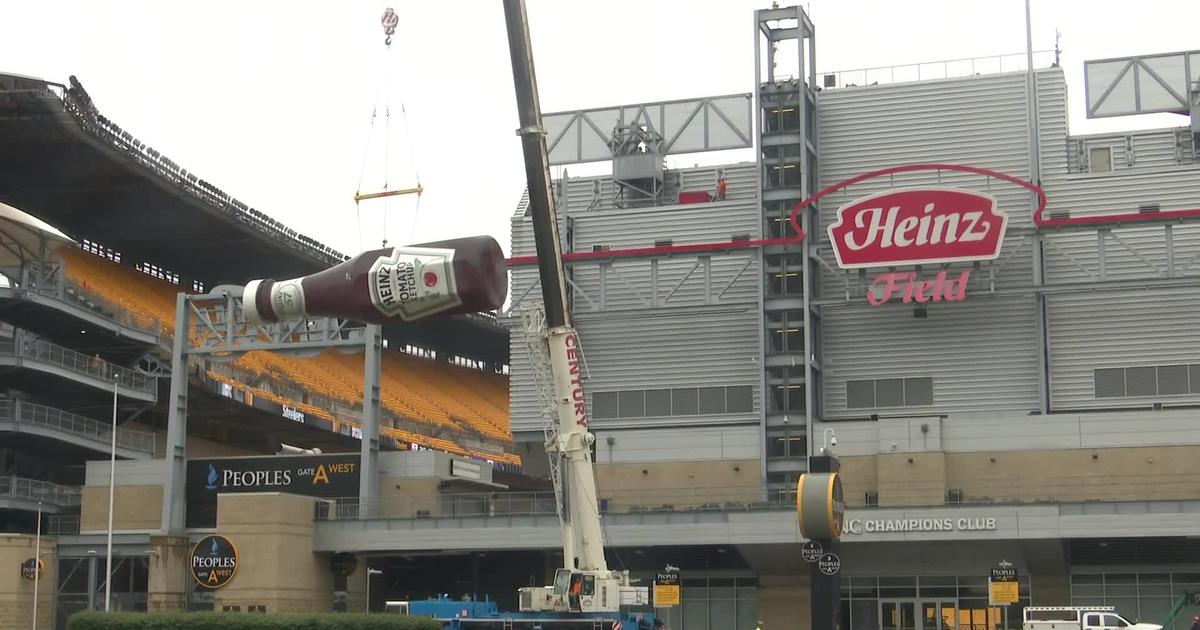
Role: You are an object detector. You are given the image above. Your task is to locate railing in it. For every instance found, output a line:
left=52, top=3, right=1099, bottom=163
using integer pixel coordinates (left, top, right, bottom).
left=315, top=471, right=1200, bottom=522
left=50, top=79, right=344, bottom=267
left=0, top=399, right=155, bottom=455
left=46, top=514, right=81, bottom=535
left=9, top=268, right=161, bottom=337
left=819, top=49, right=1057, bottom=90
left=0, top=334, right=156, bottom=393
left=315, top=486, right=789, bottom=521
left=0, top=476, right=81, bottom=508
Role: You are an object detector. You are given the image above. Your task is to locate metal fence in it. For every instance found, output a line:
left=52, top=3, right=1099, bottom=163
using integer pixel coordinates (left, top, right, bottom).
left=0, top=335, right=155, bottom=393
left=315, top=486, right=794, bottom=521
left=820, top=50, right=1057, bottom=90
left=46, top=514, right=80, bottom=535
left=315, top=469, right=1200, bottom=522
left=0, top=475, right=81, bottom=508
left=0, top=399, right=155, bottom=455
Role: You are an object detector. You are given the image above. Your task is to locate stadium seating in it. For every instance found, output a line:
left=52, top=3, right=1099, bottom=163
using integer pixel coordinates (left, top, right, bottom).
left=60, top=247, right=514, bottom=463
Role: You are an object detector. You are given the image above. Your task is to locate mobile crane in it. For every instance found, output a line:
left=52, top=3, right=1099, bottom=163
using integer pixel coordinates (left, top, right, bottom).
left=502, top=0, right=653, bottom=624
left=403, top=1, right=654, bottom=628
left=380, top=1, right=656, bottom=626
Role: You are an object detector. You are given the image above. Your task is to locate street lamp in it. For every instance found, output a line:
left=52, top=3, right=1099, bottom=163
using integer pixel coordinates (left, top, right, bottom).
left=104, top=373, right=118, bottom=612
left=366, top=568, right=383, bottom=613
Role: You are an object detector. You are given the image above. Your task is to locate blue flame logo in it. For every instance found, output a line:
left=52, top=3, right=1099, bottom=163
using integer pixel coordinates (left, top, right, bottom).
left=205, top=464, right=218, bottom=491
left=210, top=538, right=219, bottom=555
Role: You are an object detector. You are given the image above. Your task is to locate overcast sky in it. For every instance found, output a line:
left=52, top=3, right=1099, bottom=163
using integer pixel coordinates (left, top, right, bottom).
left=1, top=1, right=1196, bottom=257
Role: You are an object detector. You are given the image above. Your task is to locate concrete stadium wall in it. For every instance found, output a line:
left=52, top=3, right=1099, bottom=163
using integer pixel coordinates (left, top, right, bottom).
left=0, top=534, right=55, bottom=630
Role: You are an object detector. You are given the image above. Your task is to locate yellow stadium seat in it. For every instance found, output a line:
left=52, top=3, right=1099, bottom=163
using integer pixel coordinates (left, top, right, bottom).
left=59, top=247, right=515, bottom=464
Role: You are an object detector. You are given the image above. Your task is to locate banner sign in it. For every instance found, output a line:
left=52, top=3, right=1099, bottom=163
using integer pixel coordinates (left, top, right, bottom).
left=988, top=561, right=1019, bottom=606
left=186, top=454, right=360, bottom=528
left=827, top=187, right=1010, bottom=306
left=654, top=571, right=681, bottom=607
left=20, top=558, right=42, bottom=581
left=190, top=535, right=238, bottom=588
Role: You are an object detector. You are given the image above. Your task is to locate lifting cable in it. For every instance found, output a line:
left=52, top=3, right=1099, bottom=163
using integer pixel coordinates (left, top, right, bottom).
left=353, top=7, right=424, bottom=250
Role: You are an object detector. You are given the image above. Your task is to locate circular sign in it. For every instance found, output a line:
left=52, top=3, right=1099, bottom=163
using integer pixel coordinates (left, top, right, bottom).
left=818, top=553, right=841, bottom=576
left=797, top=472, right=845, bottom=540
left=20, top=558, right=42, bottom=581
left=189, top=535, right=239, bottom=588
left=330, top=552, right=358, bottom=577
left=801, top=540, right=824, bottom=563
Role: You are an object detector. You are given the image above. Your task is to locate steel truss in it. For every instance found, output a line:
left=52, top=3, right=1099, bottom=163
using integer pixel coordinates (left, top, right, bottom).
left=160, top=287, right=383, bottom=533
left=508, top=249, right=759, bottom=314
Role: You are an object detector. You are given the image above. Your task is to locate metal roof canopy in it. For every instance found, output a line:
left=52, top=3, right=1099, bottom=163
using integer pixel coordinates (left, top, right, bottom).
left=0, top=201, right=73, bottom=271
left=543, top=93, right=754, bottom=166
left=1084, top=50, right=1200, bottom=118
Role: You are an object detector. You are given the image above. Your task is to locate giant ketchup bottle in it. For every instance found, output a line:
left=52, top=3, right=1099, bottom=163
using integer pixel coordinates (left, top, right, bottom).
left=241, top=236, right=507, bottom=325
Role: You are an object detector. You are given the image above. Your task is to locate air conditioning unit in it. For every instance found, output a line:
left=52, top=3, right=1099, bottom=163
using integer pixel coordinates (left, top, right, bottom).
left=865, top=491, right=879, bottom=507
left=947, top=489, right=963, bottom=505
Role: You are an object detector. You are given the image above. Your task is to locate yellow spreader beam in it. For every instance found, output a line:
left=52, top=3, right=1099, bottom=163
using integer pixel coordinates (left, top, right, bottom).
left=354, top=185, right=423, bottom=203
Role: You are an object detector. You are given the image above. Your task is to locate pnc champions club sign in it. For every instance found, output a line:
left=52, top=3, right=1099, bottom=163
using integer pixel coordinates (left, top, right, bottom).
left=185, top=454, right=360, bottom=528
left=826, top=181, right=1017, bottom=307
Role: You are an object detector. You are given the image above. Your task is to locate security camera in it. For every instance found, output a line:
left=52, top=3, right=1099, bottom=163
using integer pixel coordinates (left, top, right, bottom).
left=830, top=436, right=838, bottom=447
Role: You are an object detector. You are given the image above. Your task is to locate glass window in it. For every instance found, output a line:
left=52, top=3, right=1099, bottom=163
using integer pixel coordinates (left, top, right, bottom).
left=672, top=388, right=699, bottom=415
left=645, top=389, right=671, bottom=416
left=1094, top=368, right=1126, bottom=398
left=876, top=378, right=905, bottom=407
left=1085, top=614, right=1102, bottom=626
left=698, top=387, right=726, bottom=414
left=1104, top=615, right=1128, bottom=628
left=592, top=392, right=618, bottom=418
left=1126, top=367, right=1156, bottom=397
left=788, top=385, right=806, bottom=412
left=847, top=380, right=875, bottom=409
left=767, top=436, right=787, bottom=458
left=618, top=390, right=645, bottom=418
left=1090, top=146, right=1113, bottom=172
left=1190, top=365, right=1200, bottom=393
left=726, top=386, right=753, bottom=413
left=905, top=377, right=934, bottom=405
left=1157, top=365, right=1189, bottom=395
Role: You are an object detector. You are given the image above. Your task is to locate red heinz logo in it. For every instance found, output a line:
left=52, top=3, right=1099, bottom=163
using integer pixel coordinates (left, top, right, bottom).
left=827, top=187, right=1008, bottom=269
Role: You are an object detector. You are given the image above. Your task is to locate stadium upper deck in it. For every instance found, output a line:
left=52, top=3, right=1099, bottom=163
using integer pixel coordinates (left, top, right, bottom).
left=0, top=71, right=508, bottom=367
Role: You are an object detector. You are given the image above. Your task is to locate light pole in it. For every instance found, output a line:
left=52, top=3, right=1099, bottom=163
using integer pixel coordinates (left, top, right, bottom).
left=32, top=500, right=42, bottom=630
left=366, top=568, right=382, bottom=612
left=104, top=373, right=118, bottom=612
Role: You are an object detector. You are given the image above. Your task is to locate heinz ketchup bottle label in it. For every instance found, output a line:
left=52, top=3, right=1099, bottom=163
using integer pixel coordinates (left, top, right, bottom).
left=368, top=247, right=464, bottom=321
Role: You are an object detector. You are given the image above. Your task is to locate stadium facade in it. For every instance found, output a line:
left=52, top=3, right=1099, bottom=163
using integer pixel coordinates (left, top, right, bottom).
left=2, top=5, right=1200, bottom=630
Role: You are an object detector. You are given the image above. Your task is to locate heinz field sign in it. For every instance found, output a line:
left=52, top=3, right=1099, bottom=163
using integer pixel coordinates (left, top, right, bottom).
left=826, top=187, right=1010, bottom=306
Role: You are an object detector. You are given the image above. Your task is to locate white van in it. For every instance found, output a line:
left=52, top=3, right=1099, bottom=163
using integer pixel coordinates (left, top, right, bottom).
left=1024, top=606, right=1163, bottom=630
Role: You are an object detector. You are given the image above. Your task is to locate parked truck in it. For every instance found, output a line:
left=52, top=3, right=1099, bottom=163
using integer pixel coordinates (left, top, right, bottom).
left=1024, top=606, right=1163, bottom=630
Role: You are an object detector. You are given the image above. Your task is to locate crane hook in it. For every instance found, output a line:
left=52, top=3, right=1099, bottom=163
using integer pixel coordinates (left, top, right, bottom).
left=381, top=7, right=399, bottom=46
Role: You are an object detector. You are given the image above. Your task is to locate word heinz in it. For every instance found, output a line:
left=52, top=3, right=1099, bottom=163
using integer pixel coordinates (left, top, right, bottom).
left=868, top=270, right=970, bottom=306
left=828, top=188, right=1008, bottom=268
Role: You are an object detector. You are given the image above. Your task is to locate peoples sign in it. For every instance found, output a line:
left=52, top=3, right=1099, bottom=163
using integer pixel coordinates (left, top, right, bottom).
left=826, top=187, right=1009, bottom=306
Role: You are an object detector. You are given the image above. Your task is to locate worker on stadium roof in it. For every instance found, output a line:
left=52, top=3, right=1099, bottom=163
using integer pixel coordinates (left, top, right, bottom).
left=716, top=171, right=728, bottom=201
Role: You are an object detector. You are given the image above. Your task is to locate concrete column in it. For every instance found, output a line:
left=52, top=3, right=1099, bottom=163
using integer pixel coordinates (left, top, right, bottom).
left=146, top=535, right=189, bottom=612
left=0, top=534, right=56, bottom=630
left=213, top=492, right=333, bottom=612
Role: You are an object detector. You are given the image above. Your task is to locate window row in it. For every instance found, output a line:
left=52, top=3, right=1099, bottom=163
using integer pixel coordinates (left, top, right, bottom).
left=1094, top=364, right=1200, bottom=399
left=846, top=377, right=934, bottom=409
left=592, top=386, right=754, bottom=419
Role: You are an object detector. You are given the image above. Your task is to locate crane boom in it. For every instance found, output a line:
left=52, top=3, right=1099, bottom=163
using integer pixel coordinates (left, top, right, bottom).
left=503, top=0, right=646, bottom=615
